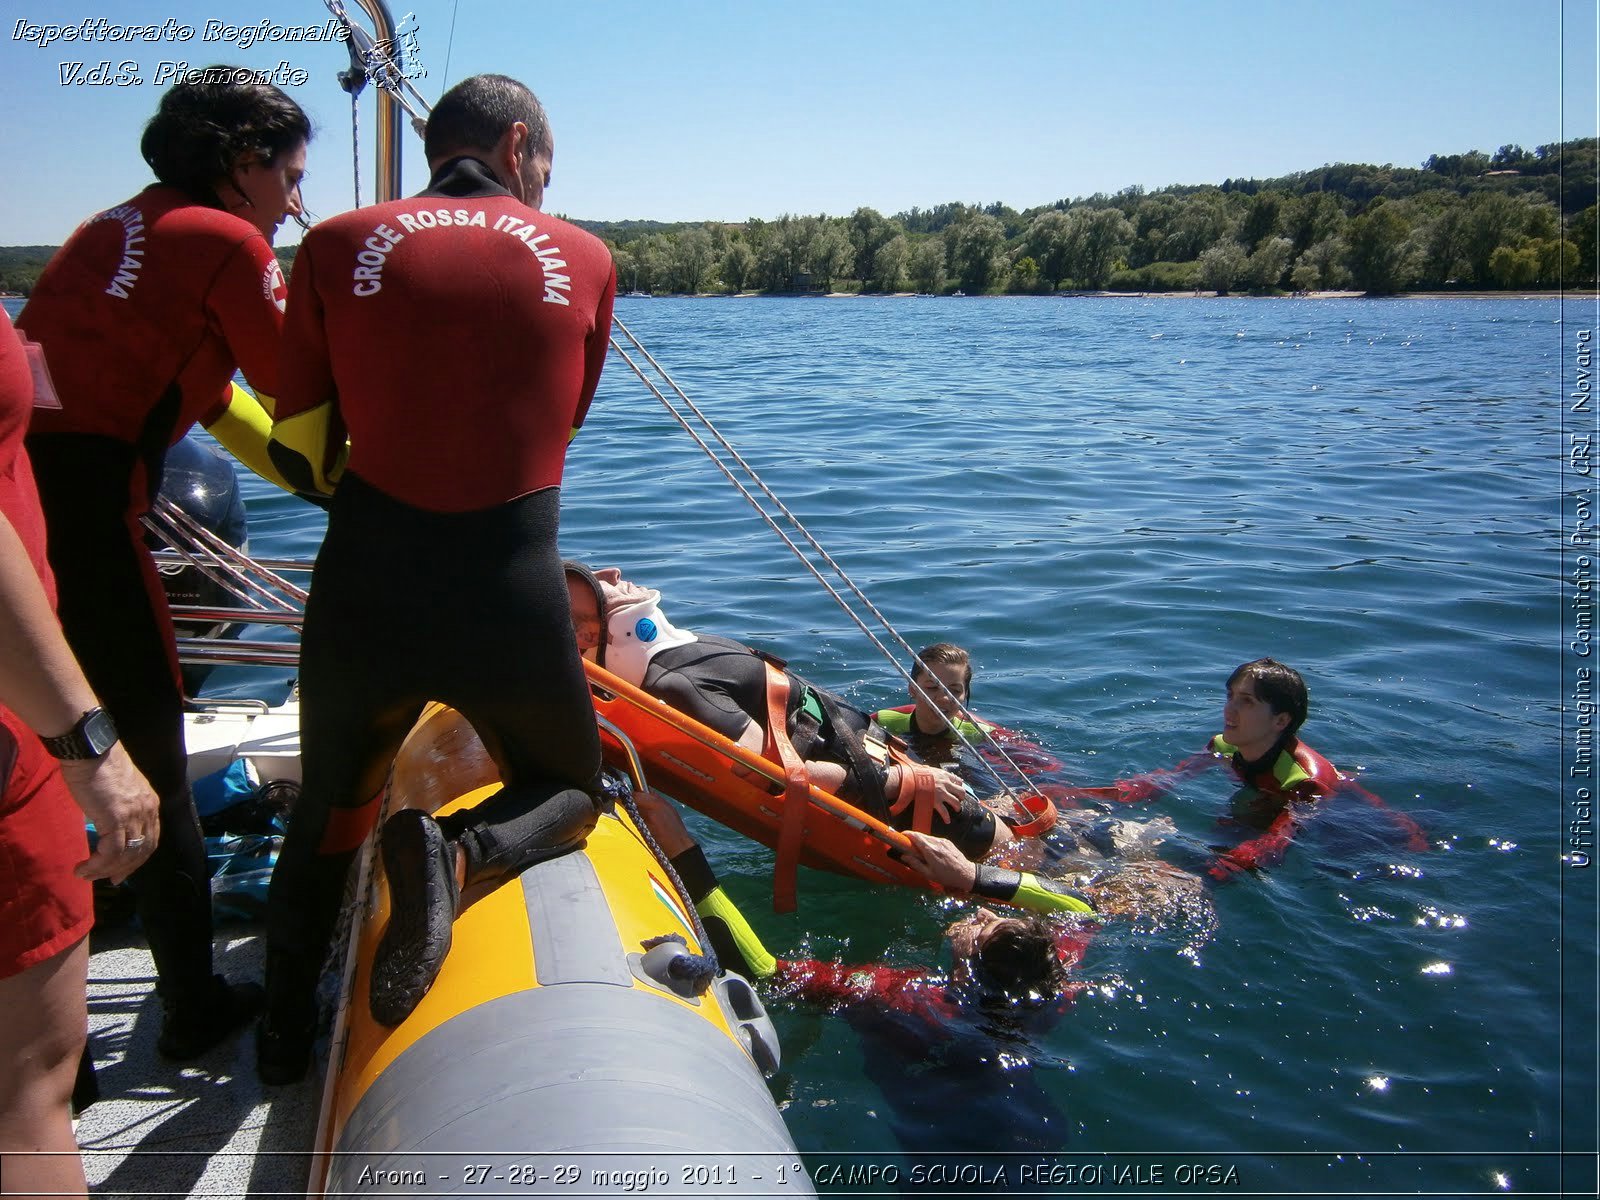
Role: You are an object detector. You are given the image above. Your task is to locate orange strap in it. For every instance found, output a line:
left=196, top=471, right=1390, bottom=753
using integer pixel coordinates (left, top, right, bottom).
left=886, top=762, right=941, bottom=835
left=764, top=662, right=811, bottom=914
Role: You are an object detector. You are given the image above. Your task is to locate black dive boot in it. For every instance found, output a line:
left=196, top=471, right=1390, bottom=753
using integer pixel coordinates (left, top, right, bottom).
left=257, top=840, right=359, bottom=1085
left=256, top=949, right=321, bottom=1086
left=369, top=809, right=460, bottom=1027
left=447, top=781, right=601, bottom=885
left=157, top=974, right=265, bottom=1061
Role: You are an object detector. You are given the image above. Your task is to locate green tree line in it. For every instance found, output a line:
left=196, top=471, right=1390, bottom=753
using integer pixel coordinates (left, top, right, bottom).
left=593, top=139, right=1595, bottom=297
left=3, top=140, right=1594, bottom=297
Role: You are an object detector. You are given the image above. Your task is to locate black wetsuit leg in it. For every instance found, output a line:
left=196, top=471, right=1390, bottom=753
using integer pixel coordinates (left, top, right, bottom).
left=810, top=686, right=998, bottom=855
left=265, top=476, right=602, bottom=1015
left=263, top=485, right=426, bottom=1006
left=641, top=640, right=1004, bottom=847
left=27, top=434, right=217, bottom=1005
left=432, top=486, right=602, bottom=880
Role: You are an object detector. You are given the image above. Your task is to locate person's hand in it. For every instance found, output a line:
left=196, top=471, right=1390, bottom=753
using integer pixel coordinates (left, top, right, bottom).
left=1206, top=853, right=1249, bottom=882
left=1206, top=834, right=1284, bottom=881
left=60, top=745, right=159, bottom=884
left=901, top=830, right=978, bottom=892
left=894, top=763, right=965, bottom=822
left=926, top=767, right=967, bottom=822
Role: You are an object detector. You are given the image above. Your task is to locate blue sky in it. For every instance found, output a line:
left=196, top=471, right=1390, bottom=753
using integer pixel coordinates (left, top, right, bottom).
left=1, top=0, right=1594, bottom=247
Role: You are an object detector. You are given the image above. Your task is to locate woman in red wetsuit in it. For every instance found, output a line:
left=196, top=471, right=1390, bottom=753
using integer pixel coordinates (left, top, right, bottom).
left=17, top=72, right=310, bottom=1059
left=1101, top=658, right=1425, bottom=878
left=0, top=311, right=158, bottom=1196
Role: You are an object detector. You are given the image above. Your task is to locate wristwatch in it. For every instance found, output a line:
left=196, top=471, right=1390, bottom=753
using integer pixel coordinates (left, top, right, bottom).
left=41, top=707, right=119, bottom=760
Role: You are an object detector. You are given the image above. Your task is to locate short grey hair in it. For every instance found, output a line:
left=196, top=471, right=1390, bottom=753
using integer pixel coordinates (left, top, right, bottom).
left=423, top=73, right=549, bottom=163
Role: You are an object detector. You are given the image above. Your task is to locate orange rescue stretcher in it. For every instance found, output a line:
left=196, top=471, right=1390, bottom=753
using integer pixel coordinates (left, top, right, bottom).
left=581, top=660, right=1056, bottom=912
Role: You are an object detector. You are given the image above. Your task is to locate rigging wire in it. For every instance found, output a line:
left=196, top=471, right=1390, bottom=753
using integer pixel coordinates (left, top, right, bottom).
left=606, top=327, right=1043, bottom=802
left=145, top=497, right=309, bottom=608
left=440, top=0, right=459, bottom=91
left=318, top=0, right=1047, bottom=805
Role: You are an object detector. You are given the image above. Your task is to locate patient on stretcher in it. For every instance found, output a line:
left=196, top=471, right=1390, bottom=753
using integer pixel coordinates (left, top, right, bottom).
left=563, top=561, right=1014, bottom=858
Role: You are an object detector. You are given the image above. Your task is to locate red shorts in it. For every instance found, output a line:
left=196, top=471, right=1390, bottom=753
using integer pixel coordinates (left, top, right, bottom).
left=0, top=706, right=93, bottom=979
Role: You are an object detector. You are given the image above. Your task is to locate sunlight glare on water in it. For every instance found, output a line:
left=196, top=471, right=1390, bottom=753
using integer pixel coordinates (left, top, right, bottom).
left=8, top=292, right=1583, bottom=1195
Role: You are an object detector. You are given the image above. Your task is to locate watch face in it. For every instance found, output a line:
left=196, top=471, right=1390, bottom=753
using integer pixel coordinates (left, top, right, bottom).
left=82, top=708, right=118, bottom=757
left=45, top=708, right=119, bottom=760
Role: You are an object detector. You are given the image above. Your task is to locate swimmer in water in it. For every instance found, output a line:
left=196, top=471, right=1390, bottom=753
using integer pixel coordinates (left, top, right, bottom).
left=1095, top=658, right=1426, bottom=878
left=874, top=643, right=992, bottom=745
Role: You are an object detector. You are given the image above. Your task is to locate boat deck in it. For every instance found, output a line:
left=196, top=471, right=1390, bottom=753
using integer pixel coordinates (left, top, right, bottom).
left=80, top=925, right=319, bottom=1198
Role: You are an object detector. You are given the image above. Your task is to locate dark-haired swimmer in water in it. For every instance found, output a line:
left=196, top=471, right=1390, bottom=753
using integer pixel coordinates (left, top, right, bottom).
left=564, top=563, right=1014, bottom=860
left=771, top=898, right=1087, bottom=1154
left=873, top=642, right=1067, bottom=789
left=1094, top=658, right=1426, bottom=879
left=770, top=891, right=1087, bottom=1155
left=630, top=784, right=1211, bottom=991
left=631, top=795, right=1206, bottom=1155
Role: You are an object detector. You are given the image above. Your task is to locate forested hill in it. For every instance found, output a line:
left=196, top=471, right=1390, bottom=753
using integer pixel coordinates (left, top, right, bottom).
left=578, top=138, right=1597, bottom=297
left=3, top=140, right=1595, bottom=297
left=0, top=247, right=60, bottom=294
left=885, top=140, right=1597, bottom=237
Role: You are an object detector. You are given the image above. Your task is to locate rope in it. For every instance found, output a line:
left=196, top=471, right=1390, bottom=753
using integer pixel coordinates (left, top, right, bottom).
left=639, top=932, right=718, bottom=991
left=605, top=768, right=722, bottom=977
left=440, top=0, right=459, bottom=91
left=350, top=92, right=361, bottom=209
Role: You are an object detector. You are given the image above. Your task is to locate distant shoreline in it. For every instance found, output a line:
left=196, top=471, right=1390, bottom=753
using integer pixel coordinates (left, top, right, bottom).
left=7, top=288, right=1585, bottom=308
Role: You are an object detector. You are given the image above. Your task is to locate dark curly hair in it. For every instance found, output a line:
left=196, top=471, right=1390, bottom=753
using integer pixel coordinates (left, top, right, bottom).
left=976, top=916, right=1067, bottom=999
left=139, top=68, right=311, bottom=211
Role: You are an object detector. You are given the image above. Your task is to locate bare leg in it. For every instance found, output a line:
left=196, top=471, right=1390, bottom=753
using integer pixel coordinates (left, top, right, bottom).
left=0, top=937, right=90, bottom=1199
left=631, top=789, right=697, bottom=858
left=987, top=817, right=1016, bottom=852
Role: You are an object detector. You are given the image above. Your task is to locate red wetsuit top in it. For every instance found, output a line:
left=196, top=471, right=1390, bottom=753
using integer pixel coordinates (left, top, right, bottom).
left=1106, top=733, right=1423, bottom=874
left=770, top=927, right=1093, bottom=1029
left=0, top=310, right=93, bottom=978
left=18, top=186, right=285, bottom=513
left=275, top=157, right=616, bottom=513
left=1206, top=734, right=1340, bottom=877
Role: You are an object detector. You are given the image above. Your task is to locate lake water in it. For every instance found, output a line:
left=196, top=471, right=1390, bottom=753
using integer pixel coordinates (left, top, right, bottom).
left=9, top=293, right=1594, bottom=1196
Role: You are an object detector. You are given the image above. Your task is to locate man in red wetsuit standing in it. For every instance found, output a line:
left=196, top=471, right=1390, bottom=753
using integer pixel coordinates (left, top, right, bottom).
left=259, top=74, right=616, bottom=1083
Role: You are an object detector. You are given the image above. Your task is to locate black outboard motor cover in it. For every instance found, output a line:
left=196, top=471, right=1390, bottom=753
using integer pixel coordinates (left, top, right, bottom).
left=149, top=436, right=248, bottom=692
